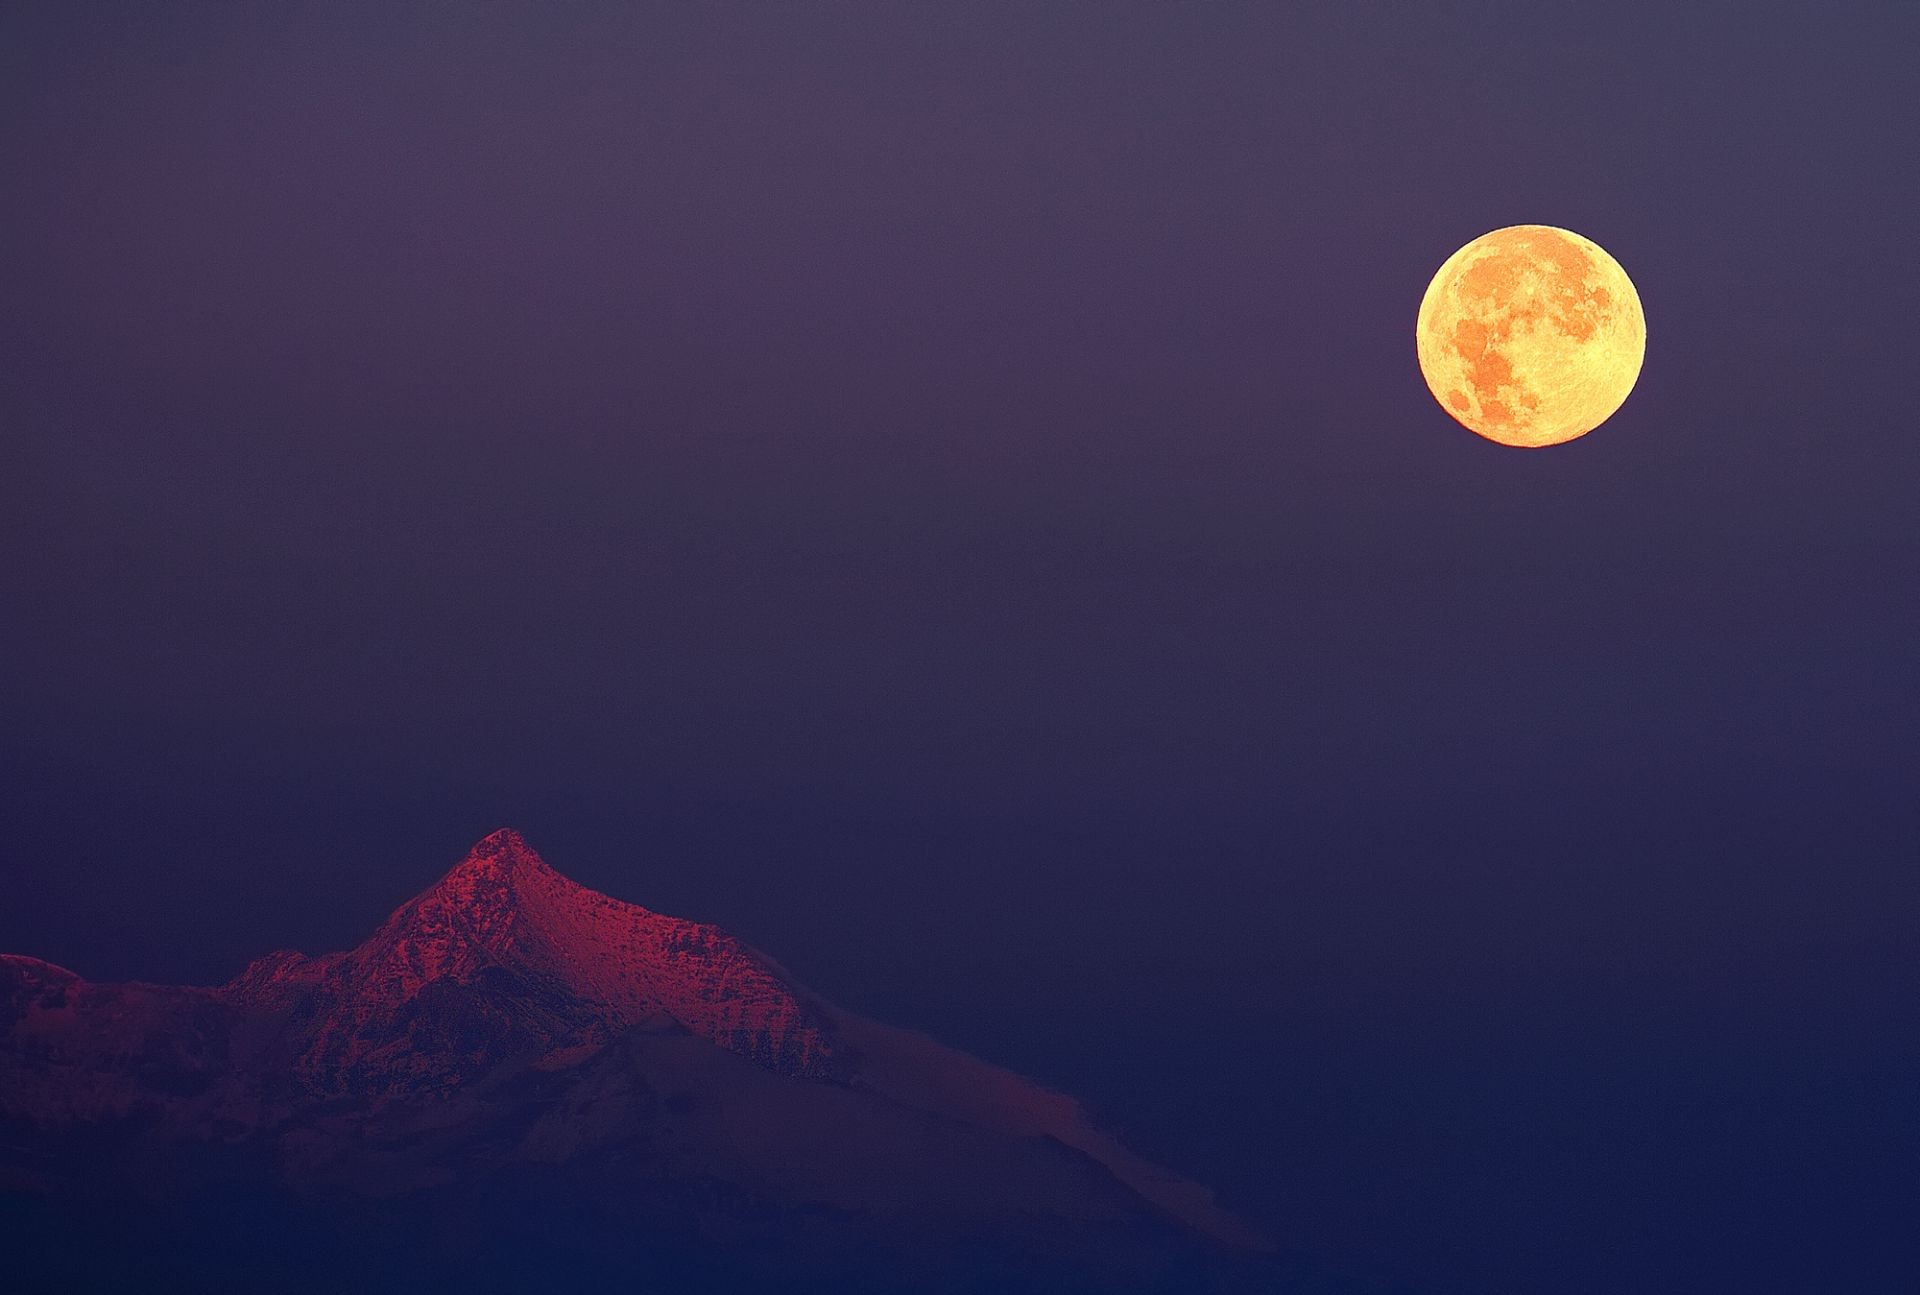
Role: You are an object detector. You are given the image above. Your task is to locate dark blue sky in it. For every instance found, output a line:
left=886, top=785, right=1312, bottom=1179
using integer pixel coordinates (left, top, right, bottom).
left=4, top=4, right=1917, bottom=1290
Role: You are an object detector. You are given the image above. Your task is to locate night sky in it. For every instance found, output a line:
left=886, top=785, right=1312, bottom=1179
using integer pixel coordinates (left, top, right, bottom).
left=4, top=3, right=1917, bottom=1290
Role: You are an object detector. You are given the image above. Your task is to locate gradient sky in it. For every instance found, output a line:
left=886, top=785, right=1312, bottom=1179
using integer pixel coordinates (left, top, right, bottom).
left=4, top=4, right=1917, bottom=1291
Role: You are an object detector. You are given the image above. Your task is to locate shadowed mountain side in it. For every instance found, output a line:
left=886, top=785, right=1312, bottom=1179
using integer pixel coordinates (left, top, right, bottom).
left=831, top=1012, right=1269, bottom=1249
left=1, top=831, right=1296, bottom=1290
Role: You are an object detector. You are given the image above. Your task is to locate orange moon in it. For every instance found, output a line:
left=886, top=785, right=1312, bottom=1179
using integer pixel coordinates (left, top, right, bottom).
left=1416, top=225, right=1645, bottom=448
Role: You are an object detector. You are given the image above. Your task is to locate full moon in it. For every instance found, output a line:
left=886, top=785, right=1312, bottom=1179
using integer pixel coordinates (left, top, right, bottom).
left=1416, top=225, right=1645, bottom=448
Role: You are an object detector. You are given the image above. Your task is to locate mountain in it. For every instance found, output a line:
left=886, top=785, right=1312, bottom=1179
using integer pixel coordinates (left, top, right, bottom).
left=1, top=830, right=1318, bottom=1293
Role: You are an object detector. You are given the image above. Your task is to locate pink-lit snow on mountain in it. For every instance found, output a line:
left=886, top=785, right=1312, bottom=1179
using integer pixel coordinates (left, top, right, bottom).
left=224, top=829, right=842, bottom=1092
left=1, top=830, right=1260, bottom=1249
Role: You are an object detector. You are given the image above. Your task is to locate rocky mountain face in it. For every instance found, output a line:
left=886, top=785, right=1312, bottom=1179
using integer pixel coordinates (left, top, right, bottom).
left=2, top=831, right=1291, bottom=1293
left=222, top=829, right=847, bottom=1093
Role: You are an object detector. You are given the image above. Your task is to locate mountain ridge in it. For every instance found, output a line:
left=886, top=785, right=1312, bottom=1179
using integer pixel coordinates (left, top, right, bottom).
left=1, top=829, right=1266, bottom=1263
left=219, top=828, right=847, bottom=1094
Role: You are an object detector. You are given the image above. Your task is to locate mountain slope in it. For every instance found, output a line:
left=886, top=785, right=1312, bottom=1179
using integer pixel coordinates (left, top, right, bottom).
left=1, top=829, right=1264, bottom=1268
left=223, top=829, right=845, bottom=1094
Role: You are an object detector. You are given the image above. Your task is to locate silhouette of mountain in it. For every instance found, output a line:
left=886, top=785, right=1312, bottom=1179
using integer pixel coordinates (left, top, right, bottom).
left=1, top=831, right=1357, bottom=1293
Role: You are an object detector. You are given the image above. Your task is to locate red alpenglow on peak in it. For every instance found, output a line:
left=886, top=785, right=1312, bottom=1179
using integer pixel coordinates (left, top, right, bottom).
left=227, top=828, right=845, bottom=1092
left=1, top=830, right=1263, bottom=1252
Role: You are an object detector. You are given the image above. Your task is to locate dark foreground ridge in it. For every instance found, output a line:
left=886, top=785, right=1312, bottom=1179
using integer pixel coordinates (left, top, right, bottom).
left=2, top=830, right=1364, bottom=1293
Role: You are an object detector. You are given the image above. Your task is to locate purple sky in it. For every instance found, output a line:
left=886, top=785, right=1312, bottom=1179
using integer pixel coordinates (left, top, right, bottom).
left=5, top=4, right=1918, bottom=1290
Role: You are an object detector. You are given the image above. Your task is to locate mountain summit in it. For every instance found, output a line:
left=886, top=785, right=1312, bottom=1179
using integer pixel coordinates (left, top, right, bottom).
left=3, top=830, right=1266, bottom=1283
left=226, top=828, right=844, bottom=1093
